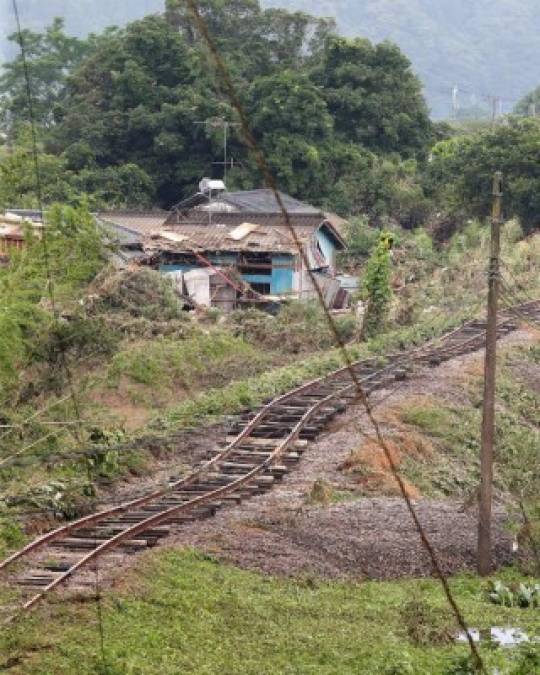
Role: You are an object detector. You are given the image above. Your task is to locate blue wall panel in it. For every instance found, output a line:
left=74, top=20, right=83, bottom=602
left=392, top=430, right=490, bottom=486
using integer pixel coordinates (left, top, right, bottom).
left=270, top=255, right=294, bottom=293
left=315, top=228, right=336, bottom=267
left=160, top=253, right=295, bottom=295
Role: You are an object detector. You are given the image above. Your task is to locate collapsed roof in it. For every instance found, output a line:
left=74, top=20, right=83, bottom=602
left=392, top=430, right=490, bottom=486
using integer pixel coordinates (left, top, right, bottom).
left=146, top=212, right=345, bottom=255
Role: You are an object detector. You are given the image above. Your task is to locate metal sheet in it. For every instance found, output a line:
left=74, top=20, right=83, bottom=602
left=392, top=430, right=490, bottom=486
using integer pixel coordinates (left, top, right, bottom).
left=227, top=222, right=260, bottom=240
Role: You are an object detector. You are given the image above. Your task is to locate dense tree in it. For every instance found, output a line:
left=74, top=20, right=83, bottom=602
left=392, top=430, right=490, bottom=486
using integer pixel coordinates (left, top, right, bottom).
left=164, top=0, right=335, bottom=79
left=0, top=127, right=75, bottom=208
left=6, top=1, right=540, bottom=119
left=49, top=15, right=224, bottom=205
left=425, top=118, right=540, bottom=234
left=232, top=71, right=334, bottom=199
left=312, top=37, right=432, bottom=158
left=0, top=202, right=106, bottom=398
left=0, top=18, right=89, bottom=132
left=268, top=0, right=540, bottom=119
left=514, top=85, right=540, bottom=116
left=0, top=2, right=436, bottom=216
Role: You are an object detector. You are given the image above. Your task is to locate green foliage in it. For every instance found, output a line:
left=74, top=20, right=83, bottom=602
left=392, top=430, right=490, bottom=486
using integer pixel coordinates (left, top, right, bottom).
left=0, top=202, right=106, bottom=400
left=425, top=118, right=540, bottom=233
left=0, top=128, right=76, bottom=209
left=109, top=331, right=260, bottom=389
left=488, top=580, right=540, bottom=609
left=400, top=598, right=453, bottom=646
left=6, top=478, right=96, bottom=519
left=342, top=216, right=380, bottom=260
left=270, top=0, right=540, bottom=120
left=228, top=301, right=357, bottom=353
left=91, top=268, right=185, bottom=321
left=0, top=519, right=25, bottom=551
left=1, top=2, right=435, bottom=213
left=313, top=37, right=432, bottom=159
left=0, top=18, right=89, bottom=132
left=361, top=232, right=393, bottom=337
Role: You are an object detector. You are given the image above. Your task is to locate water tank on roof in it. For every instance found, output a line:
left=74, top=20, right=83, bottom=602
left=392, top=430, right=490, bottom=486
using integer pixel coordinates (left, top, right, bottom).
left=199, top=177, right=226, bottom=194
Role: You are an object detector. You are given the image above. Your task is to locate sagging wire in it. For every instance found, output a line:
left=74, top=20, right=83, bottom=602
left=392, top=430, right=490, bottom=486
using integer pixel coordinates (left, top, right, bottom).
left=182, top=0, right=484, bottom=670
left=499, top=284, right=540, bottom=332
left=499, top=258, right=539, bottom=305
left=9, top=0, right=107, bottom=666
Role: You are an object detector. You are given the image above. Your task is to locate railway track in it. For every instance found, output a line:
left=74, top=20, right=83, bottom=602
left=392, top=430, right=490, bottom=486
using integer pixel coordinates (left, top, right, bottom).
left=1, top=298, right=539, bottom=621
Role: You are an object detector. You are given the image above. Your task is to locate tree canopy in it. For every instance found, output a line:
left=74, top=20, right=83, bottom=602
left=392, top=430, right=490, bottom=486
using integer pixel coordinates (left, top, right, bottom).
left=425, top=118, right=540, bottom=234
left=0, top=1, right=435, bottom=215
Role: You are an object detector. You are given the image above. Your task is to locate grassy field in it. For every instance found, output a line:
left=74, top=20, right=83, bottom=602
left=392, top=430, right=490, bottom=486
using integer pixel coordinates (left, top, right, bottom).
left=1, top=549, right=539, bottom=674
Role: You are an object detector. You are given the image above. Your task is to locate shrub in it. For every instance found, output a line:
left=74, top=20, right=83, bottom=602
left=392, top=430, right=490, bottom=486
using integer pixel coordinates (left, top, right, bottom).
left=90, top=268, right=184, bottom=321
left=361, top=232, right=393, bottom=337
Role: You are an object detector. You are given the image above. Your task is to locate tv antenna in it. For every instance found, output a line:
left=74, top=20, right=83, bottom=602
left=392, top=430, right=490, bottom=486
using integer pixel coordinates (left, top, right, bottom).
left=194, top=116, right=240, bottom=183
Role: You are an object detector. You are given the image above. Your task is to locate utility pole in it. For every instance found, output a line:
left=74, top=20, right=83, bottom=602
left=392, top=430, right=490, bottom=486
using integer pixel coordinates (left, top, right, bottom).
left=486, top=95, right=501, bottom=126
left=452, top=85, right=459, bottom=119
left=477, top=171, right=503, bottom=576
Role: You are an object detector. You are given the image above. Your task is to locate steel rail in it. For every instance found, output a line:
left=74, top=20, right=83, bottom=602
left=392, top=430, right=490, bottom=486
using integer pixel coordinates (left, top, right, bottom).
left=1, top=298, right=538, bottom=618
left=0, top=358, right=380, bottom=572
left=2, top=302, right=536, bottom=573
left=19, top=372, right=375, bottom=612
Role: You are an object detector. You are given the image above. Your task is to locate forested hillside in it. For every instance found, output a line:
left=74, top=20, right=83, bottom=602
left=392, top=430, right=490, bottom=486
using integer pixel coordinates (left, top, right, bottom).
left=2, top=0, right=539, bottom=117
left=266, top=0, right=540, bottom=118
left=0, top=2, right=434, bottom=216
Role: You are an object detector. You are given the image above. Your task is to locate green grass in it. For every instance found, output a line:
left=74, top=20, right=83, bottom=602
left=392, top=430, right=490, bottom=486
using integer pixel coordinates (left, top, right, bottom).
left=108, top=331, right=262, bottom=388
left=399, top=344, right=540, bottom=501
left=2, top=550, right=539, bottom=674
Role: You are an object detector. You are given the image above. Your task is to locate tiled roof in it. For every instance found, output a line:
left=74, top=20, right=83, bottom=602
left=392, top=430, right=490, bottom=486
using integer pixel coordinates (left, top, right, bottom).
left=145, top=222, right=328, bottom=254
left=170, top=211, right=325, bottom=228
left=96, top=211, right=168, bottom=236
left=147, top=211, right=345, bottom=254
left=170, top=189, right=321, bottom=215
left=219, top=189, right=321, bottom=214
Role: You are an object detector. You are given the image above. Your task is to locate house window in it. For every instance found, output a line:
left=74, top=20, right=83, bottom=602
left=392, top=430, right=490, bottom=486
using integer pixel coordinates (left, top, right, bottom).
left=238, top=253, right=272, bottom=275
left=249, top=282, right=271, bottom=295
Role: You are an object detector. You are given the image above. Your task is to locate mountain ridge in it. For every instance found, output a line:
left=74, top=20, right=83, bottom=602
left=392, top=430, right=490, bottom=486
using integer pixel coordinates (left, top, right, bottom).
left=1, top=0, right=539, bottom=117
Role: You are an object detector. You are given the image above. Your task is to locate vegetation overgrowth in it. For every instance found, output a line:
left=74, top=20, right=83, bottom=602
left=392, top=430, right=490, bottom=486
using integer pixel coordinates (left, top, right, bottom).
left=396, top=343, right=540, bottom=567
left=0, top=217, right=538, bottom=554
left=1, top=549, right=539, bottom=673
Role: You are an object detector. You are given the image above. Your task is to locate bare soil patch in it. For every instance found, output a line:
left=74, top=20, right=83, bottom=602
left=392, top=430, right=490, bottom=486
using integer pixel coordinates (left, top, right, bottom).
left=174, top=498, right=513, bottom=580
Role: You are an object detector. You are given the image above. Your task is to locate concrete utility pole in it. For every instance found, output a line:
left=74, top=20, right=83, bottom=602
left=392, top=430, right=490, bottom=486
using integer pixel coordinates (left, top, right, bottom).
left=477, top=171, right=503, bottom=576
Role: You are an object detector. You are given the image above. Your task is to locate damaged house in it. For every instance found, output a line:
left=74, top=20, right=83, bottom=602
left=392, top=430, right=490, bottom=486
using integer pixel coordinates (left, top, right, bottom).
left=0, top=210, right=43, bottom=264
left=143, top=182, right=349, bottom=310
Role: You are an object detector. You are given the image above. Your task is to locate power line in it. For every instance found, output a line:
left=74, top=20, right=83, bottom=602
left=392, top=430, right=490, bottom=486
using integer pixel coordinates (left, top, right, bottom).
left=10, top=0, right=107, bottom=664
